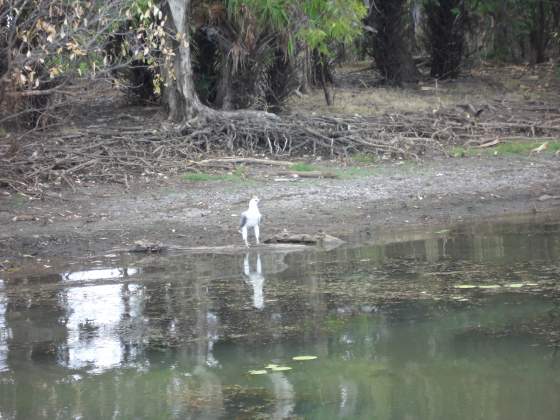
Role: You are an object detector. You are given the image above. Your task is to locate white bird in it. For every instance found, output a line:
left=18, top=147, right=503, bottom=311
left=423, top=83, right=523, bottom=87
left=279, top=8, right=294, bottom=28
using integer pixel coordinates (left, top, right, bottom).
left=239, top=196, right=262, bottom=247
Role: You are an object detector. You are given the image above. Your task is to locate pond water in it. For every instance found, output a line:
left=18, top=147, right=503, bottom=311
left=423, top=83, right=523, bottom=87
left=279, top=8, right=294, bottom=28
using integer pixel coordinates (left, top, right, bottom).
left=1, top=217, right=560, bottom=419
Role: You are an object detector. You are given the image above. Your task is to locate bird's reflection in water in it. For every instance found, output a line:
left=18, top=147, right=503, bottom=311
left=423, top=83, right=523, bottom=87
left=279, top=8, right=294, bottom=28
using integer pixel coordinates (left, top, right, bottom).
left=243, top=253, right=265, bottom=310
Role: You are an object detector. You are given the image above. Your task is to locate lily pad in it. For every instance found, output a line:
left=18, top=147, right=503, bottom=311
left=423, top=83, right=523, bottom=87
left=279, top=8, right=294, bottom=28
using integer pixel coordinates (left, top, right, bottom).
left=265, top=364, right=279, bottom=369
left=478, top=285, right=501, bottom=289
left=292, top=355, right=318, bottom=361
left=248, top=370, right=267, bottom=375
left=454, top=284, right=477, bottom=289
left=270, top=366, right=292, bottom=372
left=507, top=283, right=525, bottom=288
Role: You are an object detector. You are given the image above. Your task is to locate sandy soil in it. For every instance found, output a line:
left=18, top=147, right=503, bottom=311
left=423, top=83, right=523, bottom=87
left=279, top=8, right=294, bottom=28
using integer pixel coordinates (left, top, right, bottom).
left=1, top=154, right=560, bottom=266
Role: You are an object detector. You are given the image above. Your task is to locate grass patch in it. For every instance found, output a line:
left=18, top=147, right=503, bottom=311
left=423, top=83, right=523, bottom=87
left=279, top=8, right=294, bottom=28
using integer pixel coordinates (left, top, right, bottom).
left=452, top=139, right=560, bottom=157
left=351, top=152, right=378, bottom=164
left=183, top=169, right=246, bottom=183
left=335, top=166, right=376, bottom=179
left=6, top=193, right=28, bottom=209
left=290, top=162, right=317, bottom=172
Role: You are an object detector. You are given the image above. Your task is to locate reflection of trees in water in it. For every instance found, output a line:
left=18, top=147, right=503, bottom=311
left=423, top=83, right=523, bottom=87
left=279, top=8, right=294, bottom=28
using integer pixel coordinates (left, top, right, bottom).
left=2, top=221, right=560, bottom=418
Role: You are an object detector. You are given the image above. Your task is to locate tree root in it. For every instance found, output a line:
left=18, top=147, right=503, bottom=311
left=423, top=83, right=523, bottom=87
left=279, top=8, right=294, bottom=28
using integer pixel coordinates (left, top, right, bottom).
left=1, top=99, right=559, bottom=193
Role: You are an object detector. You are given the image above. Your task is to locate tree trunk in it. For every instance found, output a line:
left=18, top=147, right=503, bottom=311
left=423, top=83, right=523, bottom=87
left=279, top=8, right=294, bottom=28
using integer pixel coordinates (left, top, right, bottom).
left=492, top=0, right=517, bottom=61
left=313, top=50, right=334, bottom=106
left=164, top=0, right=279, bottom=125
left=553, top=0, right=560, bottom=56
left=424, top=0, right=466, bottom=79
left=215, top=61, right=234, bottom=110
left=529, top=0, right=547, bottom=64
left=165, top=0, right=204, bottom=122
left=367, top=0, right=419, bottom=85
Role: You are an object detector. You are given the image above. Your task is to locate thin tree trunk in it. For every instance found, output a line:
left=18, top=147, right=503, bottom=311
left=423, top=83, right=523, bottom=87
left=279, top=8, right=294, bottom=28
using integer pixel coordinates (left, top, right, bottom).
left=215, top=61, right=234, bottom=110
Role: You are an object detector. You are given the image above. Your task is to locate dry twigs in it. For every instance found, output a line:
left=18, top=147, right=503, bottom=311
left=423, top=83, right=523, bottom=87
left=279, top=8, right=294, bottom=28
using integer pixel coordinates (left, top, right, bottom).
left=1, top=99, right=559, bottom=194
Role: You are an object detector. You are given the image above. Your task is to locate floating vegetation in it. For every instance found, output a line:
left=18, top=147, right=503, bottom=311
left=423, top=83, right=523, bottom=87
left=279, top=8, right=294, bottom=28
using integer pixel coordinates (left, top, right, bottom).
left=248, top=370, right=268, bottom=375
left=292, top=355, right=318, bottom=361
left=455, top=283, right=540, bottom=290
left=270, top=366, right=292, bottom=372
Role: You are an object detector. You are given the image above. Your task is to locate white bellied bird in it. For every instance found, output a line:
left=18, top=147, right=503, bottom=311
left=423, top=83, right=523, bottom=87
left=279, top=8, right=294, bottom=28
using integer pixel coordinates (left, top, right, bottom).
left=239, top=196, right=262, bottom=247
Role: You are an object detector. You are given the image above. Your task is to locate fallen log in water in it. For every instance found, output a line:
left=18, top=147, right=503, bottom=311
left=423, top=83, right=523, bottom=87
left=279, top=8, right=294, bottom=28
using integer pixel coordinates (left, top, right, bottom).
left=264, top=232, right=345, bottom=249
left=111, top=233, right=345, bottom=255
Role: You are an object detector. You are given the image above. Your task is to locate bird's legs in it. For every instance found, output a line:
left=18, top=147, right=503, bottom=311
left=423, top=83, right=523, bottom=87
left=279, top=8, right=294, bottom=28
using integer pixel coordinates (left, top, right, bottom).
left=241, top=226, right=249, bottom=247
left=254, top=225, right=260, bottom=245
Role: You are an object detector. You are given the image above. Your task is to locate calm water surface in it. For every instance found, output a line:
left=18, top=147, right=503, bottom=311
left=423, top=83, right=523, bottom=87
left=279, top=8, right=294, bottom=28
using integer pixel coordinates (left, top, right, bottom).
left=1, top=218, right=560, bottom=419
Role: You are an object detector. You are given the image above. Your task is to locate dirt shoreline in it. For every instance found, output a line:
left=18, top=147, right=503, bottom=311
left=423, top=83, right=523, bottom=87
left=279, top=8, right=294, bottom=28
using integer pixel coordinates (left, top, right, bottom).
left=1, top=155, right=560, bottom=264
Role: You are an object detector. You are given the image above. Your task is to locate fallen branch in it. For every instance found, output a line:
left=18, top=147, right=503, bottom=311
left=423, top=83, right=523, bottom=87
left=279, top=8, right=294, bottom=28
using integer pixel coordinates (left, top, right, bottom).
left=276, top=170, right=339, bottom=179
left=193, top=157, right=294, bottom=167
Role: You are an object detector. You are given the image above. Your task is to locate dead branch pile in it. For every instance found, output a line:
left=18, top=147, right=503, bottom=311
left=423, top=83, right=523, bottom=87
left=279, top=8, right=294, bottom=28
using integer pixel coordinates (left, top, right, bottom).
left=1, top=99, right=559, bottom=193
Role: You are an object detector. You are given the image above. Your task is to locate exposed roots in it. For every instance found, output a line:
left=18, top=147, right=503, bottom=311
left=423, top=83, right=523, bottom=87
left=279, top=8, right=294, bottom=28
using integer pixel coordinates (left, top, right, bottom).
left=1, top=99, right=560, bottom=194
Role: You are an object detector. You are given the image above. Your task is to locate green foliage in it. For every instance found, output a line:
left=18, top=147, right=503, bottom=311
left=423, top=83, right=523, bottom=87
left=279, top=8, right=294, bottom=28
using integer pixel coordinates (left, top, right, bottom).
left=223, top=0, right=366, bottom=57
left=297, top=0, right=367, bottom=56
left=226, top=0, right=289, bottom=28
left=464, top=0, right=557, bottom=62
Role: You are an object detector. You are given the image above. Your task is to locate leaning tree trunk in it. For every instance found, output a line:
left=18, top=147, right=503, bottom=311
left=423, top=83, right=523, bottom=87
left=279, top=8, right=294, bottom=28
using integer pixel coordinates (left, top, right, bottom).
left=368, top=0, right=419, bottom=85
left=164, top=0, right=278, bottom=125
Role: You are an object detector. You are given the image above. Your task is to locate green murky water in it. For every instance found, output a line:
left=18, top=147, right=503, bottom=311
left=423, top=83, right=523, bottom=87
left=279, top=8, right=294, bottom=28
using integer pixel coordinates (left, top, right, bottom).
left=1, top=217, right=560, bottom=419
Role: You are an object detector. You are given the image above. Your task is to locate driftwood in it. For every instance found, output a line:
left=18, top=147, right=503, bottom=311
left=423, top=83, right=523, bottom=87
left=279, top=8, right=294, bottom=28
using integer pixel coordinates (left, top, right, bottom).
left=111, top=233, right=344, bottom=255
left=193, top=157, right=294, bottom=167
left=128, top=240, right=167, bottom=253
left=264, top=231, right=345, bottom=248
left=111, top=241, right=311, bottom=254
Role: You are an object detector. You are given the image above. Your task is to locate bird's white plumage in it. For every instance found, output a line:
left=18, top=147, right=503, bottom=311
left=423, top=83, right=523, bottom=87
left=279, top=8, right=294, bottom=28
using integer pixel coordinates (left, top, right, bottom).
left=240, top=197, right=262, bottom=246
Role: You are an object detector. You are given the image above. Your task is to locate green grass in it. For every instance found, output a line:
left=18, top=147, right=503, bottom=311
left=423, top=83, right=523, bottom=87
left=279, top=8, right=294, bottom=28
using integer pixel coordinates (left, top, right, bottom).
left=452, top=139, right=560, bottom=157
left=182, top=165, right=258, bottom=184
left=290, top=162, right=317, bottom=172
left=335, top=166, right=376, bottom=179
left=351, top=152, right=378, bottom=164
left=6, top=193, right=28, bottom=209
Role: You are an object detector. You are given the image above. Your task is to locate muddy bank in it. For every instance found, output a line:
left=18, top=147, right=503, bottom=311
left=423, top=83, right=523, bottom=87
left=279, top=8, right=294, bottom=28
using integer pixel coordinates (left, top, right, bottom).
left=1, top=155, right=560, bottom=264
